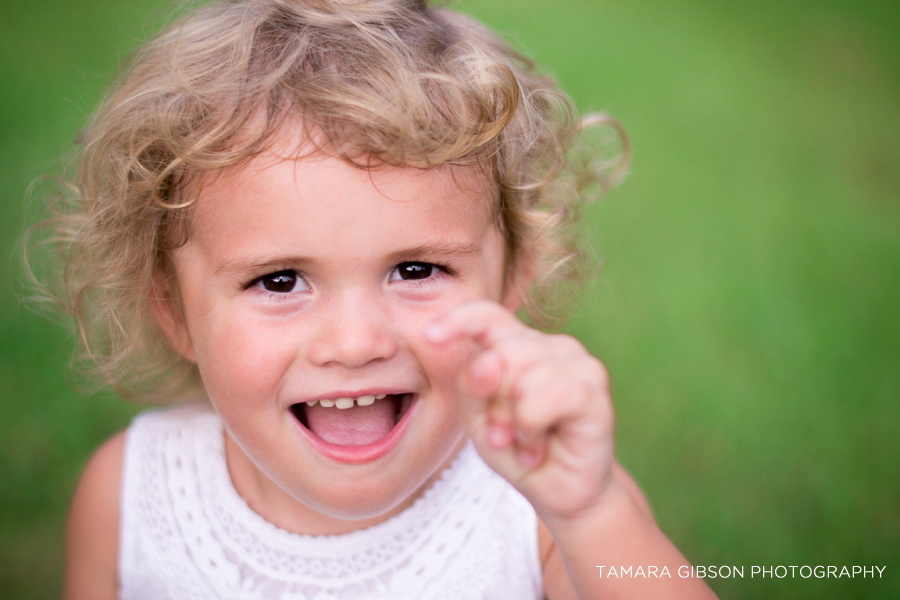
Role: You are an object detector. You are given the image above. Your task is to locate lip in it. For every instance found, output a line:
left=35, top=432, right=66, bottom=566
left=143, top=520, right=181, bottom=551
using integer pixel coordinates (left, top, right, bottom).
left=291, top=394, right=418, bottom=464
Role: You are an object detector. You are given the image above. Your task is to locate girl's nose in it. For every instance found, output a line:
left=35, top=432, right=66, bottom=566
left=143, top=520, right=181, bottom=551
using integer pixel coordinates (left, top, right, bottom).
left=305, top=295, right=399, bottom=368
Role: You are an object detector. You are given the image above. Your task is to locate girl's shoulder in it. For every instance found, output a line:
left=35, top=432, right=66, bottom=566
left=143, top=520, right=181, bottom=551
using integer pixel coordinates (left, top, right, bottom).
left=61, top=403, right=211, bottom=600
left=61, top=430, right=125, bottom=600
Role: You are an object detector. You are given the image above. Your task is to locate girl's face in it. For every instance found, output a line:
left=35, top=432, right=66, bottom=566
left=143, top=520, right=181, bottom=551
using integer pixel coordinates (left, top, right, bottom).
left=161, top=137, right=514, bottom=534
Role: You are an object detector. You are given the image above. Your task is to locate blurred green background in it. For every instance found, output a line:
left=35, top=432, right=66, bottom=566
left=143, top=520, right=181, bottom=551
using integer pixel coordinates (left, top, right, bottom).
left=1, top=0, right=898, bottom=597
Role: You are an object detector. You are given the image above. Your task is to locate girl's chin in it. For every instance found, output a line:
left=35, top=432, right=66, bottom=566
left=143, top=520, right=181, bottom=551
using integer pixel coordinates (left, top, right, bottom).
left=272, top=427, right=467, bottom=533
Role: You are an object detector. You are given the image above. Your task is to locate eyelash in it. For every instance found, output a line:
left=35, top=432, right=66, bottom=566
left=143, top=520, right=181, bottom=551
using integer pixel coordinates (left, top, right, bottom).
left=243, top=270, right=308, bottom=295
left=242, top=261, right=453, bottom=296
left=389, top=261, right=452, bottom=284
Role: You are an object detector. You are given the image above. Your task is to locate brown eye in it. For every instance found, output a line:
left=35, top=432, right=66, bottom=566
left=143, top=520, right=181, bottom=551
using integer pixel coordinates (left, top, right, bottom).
left=394, top=262, right=435, bottom=281
left=260, top=270, right=299, bottom=293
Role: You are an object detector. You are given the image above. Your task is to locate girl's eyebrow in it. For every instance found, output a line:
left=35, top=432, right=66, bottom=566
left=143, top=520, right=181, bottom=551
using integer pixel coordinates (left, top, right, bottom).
left=215, top=242, right=483, bottom=275
left=386, top=242, right=482, bottom=263
left=215, top=256, right=313, bottom=275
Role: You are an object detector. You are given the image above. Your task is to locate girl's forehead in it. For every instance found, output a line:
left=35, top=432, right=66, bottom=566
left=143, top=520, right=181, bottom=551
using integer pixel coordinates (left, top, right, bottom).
left=176, top=148, right=510, bottom=285
left=199, top=115, right=497, bottom=201
left=195, top=143, right=497, bottom=216
left=187, top=143, right=501, bottom=244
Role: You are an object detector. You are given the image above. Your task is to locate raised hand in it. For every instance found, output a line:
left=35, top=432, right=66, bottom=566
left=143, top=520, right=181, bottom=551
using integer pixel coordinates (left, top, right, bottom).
left=425, top=299, right=615, bottom=521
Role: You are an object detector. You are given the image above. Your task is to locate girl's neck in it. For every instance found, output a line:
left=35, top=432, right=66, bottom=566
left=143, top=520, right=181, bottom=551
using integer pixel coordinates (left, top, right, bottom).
left=222, top=430, right=465, bottom=536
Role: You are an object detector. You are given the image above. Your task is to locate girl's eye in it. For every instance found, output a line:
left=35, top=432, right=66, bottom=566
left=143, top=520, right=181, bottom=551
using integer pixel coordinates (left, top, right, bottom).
left=391, top=262, right=438, bottom=281
left=257, top=270, right=306, bottom=293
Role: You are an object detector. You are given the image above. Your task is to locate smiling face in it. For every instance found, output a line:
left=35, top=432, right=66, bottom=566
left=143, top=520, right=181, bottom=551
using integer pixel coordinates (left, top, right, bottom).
left=157, top=135, right=515, bottom=535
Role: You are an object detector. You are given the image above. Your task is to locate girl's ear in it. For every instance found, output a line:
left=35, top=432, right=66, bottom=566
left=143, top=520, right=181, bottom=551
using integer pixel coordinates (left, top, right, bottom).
left=149, top=273, right=196, bottom=362
left=500, top=251, right=536, bottom=313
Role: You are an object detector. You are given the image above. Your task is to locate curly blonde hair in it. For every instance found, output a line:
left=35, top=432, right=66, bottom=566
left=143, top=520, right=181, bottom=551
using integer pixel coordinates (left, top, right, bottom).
left=34, top=0, right=628, bottom=402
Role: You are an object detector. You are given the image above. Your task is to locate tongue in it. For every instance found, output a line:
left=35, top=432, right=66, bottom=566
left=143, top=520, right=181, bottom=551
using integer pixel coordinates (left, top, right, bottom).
left=304, top=398, right=396, bottom=445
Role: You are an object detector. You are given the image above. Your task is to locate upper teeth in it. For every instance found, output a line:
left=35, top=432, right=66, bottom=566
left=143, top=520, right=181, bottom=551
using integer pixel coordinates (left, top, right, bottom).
left=306, top=394, right=387, bottom=409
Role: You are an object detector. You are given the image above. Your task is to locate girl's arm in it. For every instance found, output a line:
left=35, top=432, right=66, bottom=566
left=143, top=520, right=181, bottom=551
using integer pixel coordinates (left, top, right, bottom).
left=426, top=300, right=717, bottom=600
left=538, top=464, right=716, bottom=599
left=61, top=432, right=124, bottom=600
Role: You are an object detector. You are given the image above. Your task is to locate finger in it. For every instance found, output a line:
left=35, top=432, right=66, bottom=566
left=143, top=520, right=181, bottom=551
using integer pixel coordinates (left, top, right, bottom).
left=456, top=349, right=514, bottom=448
left=425, top=301, right=587, bottom=382
left=424, top=299, right=526, bottom=348
left=457, top=338, right=559, bottom=451
left=511, top=357, right=612, bottom=464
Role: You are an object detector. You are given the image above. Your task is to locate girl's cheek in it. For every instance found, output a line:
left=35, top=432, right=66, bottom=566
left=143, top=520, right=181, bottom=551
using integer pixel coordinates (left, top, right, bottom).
left=199, top=316, right=291, bottom=393
left=415, top=321, right=474, bottom=387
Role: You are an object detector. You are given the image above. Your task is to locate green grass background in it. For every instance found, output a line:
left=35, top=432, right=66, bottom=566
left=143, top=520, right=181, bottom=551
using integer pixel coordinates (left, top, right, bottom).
left=1, top=0, right=898, bottom=597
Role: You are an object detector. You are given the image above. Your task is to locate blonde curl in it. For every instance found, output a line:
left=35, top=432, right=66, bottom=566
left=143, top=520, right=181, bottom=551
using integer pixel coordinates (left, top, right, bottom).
left=29, top=0, right=628, bottom=402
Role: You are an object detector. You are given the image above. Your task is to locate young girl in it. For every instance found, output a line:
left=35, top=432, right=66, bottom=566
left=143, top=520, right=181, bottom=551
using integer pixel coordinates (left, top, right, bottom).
left=49, top=0, right=717, bottom=598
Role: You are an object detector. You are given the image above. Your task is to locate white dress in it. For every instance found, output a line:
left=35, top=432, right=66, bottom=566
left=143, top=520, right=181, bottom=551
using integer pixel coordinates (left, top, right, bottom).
left=118, top=404, right=543, bottom=599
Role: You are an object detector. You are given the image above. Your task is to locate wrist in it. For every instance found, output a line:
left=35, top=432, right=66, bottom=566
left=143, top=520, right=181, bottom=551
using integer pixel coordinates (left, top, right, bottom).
left=539, top=465, right=651, bottom=538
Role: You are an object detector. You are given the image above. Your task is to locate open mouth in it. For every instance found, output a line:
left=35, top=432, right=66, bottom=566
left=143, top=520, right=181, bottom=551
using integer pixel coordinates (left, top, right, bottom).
left=290, top=393, right=415, bottom=447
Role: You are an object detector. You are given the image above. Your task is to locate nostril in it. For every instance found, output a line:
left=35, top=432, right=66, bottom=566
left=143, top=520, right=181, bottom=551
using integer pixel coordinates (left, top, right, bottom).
left=306, top=324, right=399, bottom=368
